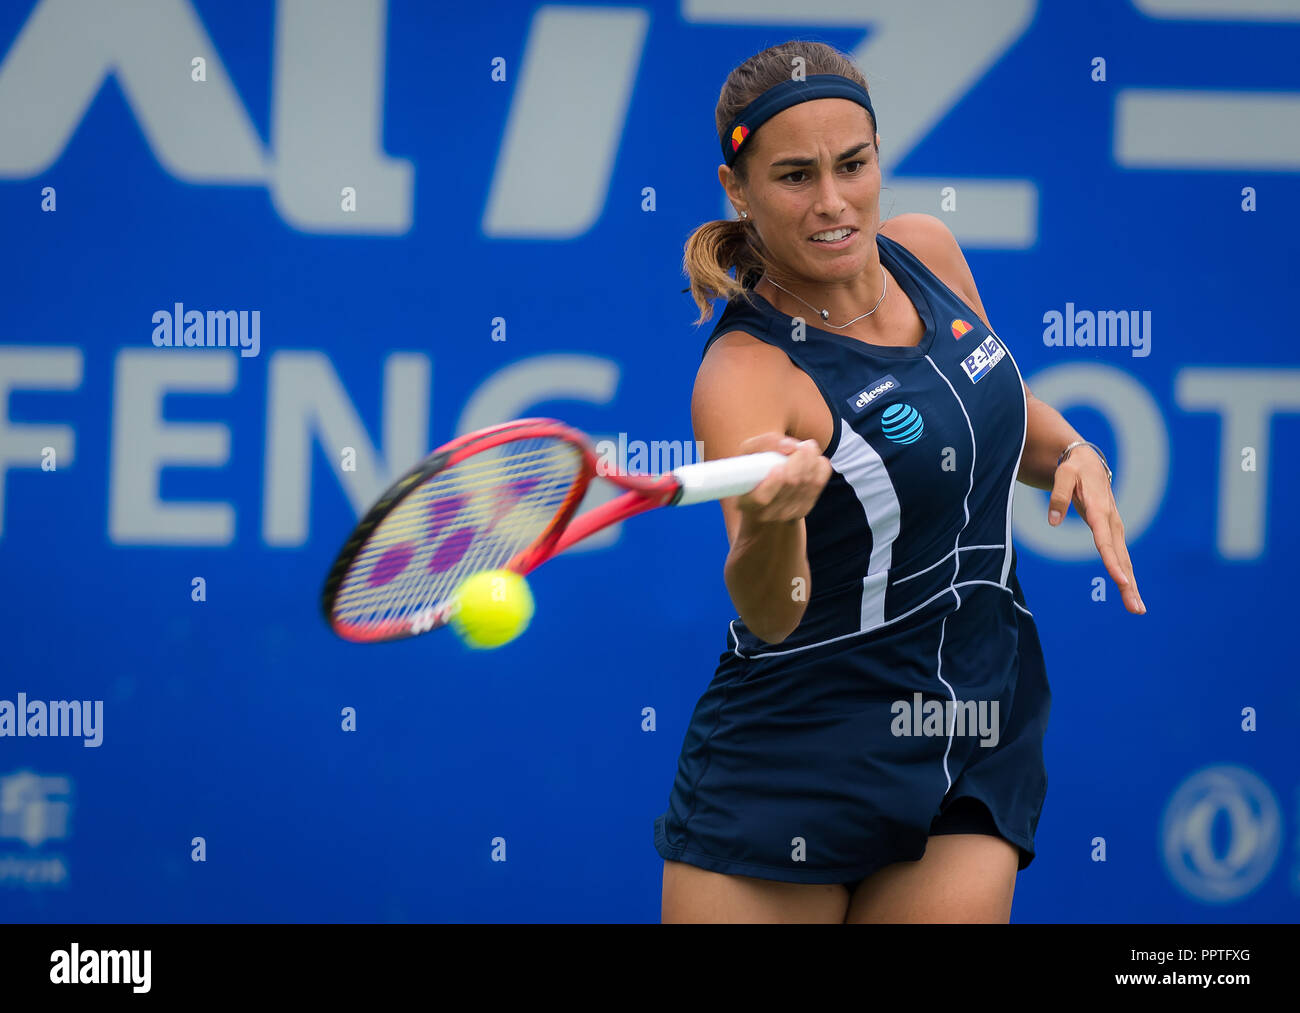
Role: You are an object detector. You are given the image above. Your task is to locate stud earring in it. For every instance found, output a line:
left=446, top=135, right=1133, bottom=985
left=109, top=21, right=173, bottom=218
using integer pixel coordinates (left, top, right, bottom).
left=740, top=211, right=748, bottom=219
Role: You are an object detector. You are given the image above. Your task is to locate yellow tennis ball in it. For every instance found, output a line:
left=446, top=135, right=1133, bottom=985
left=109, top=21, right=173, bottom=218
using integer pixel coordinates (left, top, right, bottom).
left=449, top=569, right=534, bottom=649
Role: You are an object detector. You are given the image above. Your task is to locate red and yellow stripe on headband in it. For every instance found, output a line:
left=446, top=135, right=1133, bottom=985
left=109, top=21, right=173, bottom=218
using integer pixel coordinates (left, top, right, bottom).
left=720, top=75, right=877, bottom=168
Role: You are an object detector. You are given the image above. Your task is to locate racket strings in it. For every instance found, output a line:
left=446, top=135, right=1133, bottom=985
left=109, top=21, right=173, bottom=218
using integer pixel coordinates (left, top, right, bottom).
left=332, top=437, right=583, bottom=632
left=344, top=442, right=573, bottom=618
left=337, top=443, right=575, bottom=626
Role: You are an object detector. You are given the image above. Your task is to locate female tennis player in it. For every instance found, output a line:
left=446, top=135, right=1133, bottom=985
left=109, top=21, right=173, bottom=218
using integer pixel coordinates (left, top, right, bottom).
left=655, top=40, right=1145, bottom=923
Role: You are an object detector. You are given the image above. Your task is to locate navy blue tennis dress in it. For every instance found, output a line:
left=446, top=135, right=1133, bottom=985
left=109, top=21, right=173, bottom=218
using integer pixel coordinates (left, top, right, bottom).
left=654, top=231, right=1051, bottom=888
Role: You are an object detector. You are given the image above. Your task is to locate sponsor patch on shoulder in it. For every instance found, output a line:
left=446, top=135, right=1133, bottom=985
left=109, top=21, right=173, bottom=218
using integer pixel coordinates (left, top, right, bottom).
left=846, top=373, right=901, bottom=414
left=960, top=335, right=1006, bottom=383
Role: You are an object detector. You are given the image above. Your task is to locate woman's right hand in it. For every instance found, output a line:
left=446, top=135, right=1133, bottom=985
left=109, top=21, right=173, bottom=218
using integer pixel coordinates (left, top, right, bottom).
left=734, top=433, right=832, bottom=523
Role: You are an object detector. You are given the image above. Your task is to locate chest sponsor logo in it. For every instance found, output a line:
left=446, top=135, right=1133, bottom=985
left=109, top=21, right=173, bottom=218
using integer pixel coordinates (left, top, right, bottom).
left=951, top=318, right=974, bottom=339
left=960, top=335, right=1006, bottom=383
left=881, top=403, right=924, bottom=444
left=846, top=374, right=901, bottom=414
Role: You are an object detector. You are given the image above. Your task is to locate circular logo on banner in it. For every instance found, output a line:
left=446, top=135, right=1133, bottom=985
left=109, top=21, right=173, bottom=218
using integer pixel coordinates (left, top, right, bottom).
left=1160, top=764, right=1281, bottom=903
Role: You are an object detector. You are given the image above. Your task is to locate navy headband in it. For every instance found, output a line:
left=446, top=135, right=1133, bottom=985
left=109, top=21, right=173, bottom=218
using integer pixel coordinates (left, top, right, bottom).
left=721, top=73, right=876, bottom=168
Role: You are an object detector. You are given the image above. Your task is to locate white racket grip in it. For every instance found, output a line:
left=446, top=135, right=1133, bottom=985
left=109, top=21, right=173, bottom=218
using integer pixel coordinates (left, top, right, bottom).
left=670, top=451, right=787, bottom=506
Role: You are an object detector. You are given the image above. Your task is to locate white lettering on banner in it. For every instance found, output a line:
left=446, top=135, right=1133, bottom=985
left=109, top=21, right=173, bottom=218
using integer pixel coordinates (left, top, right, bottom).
left=1121, top=2, right=1300, bottom=167
left=1, top=1, right=1293, bottom=239
left=0, top=0, right=412, bottom=233
left=0, top=348, right=81, bottom=537
left=1011, top=364, right=1300, bottom=561
left=1135, top=0, right=1300, bottom=18
left=482, top=6, right=648, bottom=238
left=455, top=355, right=623, bottom=552
left=109, top=350, right=236, bottom=545
left=1116, top=90, right=1300, bottom=170
left=1, top=350, right=1293, bottom=560
left=263, top=351, right=429, bottom=546
left=1175, top=371, right=1300, bottom=559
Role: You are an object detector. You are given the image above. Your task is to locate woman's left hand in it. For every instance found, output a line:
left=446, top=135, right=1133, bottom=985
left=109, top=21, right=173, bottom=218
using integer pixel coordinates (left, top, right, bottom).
left=1048, top=450, right=1146, bottom=615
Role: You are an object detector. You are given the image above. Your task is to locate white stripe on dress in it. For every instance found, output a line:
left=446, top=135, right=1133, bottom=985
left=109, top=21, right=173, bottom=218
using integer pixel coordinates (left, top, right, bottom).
left=997, top=333, right=1030, bottom=587
left=829, top=418, right=901, bottom=632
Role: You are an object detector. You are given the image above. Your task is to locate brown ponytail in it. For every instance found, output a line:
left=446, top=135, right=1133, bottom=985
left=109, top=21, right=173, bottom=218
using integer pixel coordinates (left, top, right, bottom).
left=681, top=217, right=773, bottom=325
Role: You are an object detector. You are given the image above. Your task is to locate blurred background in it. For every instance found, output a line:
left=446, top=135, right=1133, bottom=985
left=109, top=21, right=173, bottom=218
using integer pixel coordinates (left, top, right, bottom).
left=1, top=0, right=1297, bottom=922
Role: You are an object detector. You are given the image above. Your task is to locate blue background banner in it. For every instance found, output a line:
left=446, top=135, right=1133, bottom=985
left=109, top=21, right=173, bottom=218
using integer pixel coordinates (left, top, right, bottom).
left=1, top=0, right=1297, bottom=922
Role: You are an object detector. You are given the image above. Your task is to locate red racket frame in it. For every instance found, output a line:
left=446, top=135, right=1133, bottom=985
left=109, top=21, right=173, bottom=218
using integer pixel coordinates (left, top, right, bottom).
left=321, top=418, right=686, bottom=643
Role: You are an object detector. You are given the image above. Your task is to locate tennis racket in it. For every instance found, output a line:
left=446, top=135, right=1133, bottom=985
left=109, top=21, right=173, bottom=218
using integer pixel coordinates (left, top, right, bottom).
left=320, top=417, right=784, bottom=643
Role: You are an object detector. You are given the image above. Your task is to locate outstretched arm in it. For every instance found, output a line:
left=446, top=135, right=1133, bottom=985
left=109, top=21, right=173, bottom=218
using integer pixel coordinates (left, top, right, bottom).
left=886, top=213, right=1146, bottom=616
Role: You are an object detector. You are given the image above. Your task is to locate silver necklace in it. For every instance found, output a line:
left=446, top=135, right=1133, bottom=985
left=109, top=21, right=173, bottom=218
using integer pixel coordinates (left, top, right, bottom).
left=764, top=264, right=887, bottom=329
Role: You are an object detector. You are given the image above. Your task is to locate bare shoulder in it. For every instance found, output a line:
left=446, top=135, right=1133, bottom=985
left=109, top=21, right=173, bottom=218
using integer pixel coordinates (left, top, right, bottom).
left=879, top=211, right=952, bottom=240
left=879, top=213, right=962, bottom=273
left=697, top=328, right=793, bottom=375
left=693, top=328, right=796, bottom=405
left=878, top=212, right=980, bottom=313
left=691, top=328, right=800, bottom=448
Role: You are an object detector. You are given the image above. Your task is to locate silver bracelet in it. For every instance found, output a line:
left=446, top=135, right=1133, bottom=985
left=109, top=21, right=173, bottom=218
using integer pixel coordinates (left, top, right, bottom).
left=1057, top=440, right=1112, bottom=483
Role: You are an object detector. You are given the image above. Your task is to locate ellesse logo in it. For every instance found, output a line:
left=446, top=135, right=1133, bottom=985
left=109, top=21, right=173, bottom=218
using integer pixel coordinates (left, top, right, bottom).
left=846, top=374, right=901, bottom=415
